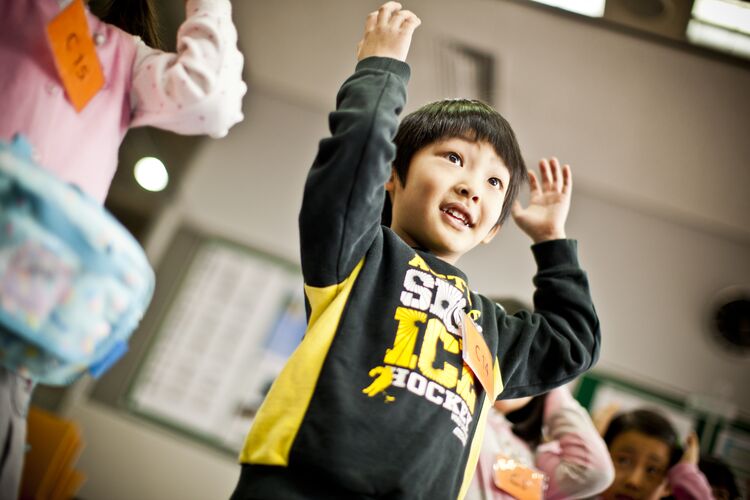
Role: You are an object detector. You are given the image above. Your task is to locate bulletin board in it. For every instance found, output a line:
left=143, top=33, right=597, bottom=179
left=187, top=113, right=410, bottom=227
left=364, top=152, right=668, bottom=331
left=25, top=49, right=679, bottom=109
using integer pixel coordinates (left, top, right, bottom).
left=90, top=225, right=307, bottom=455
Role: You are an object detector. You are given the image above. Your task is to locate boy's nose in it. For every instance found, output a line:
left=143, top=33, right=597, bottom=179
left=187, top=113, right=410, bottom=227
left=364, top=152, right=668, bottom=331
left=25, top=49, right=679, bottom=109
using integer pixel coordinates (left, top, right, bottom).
left=456, top=184, right=480, bottom=203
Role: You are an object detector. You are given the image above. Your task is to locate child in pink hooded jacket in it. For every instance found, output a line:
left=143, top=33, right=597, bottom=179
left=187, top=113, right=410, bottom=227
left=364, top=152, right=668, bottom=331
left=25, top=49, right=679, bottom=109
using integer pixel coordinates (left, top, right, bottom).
left=0, top=1, right=245, bottom=497
left=468, top=386, right=615, bottom=499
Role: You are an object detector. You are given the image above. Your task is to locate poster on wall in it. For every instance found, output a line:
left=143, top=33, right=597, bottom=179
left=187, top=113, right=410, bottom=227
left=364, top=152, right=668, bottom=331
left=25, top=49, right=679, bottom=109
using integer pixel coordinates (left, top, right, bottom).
left=126, top=238, right=306, bottom=453
left=588, top=384, right=696, bottom=440
left=713, top=427, right=750, bottom=499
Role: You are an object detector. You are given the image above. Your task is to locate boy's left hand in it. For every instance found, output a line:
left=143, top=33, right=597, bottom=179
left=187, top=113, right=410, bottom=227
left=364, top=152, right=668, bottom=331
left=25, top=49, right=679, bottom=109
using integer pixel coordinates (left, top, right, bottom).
left=512, top=157, right=572, bottom=243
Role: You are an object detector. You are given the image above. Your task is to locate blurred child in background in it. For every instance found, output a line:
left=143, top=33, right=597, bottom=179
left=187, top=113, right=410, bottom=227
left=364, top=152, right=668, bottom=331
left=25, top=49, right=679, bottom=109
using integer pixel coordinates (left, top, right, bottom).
left=597, top=409, right=713, bottom=500
left=699, top=454, right=742, bottom=500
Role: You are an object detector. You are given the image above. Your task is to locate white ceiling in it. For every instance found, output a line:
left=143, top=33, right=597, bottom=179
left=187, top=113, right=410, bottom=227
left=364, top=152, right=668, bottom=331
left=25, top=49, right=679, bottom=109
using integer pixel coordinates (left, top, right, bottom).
left=230, top=0, right=750, bottom=245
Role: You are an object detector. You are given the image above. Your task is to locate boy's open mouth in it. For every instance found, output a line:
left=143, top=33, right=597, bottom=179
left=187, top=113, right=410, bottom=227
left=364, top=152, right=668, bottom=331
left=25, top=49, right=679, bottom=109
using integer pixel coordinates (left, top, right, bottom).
left=440, top=203, right=474, bottom=228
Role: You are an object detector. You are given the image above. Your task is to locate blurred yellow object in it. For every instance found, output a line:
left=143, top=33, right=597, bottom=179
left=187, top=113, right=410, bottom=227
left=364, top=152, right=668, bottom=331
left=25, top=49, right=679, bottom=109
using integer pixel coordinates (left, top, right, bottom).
left=19, top=406, right=85, bottom=500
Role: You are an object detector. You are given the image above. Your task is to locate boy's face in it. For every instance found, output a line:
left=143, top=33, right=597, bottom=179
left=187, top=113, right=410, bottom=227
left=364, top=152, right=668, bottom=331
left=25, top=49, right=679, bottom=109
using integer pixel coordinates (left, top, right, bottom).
left=601, top=431, right=672, bottom=500
left=386, top=138, right=510, bottom=264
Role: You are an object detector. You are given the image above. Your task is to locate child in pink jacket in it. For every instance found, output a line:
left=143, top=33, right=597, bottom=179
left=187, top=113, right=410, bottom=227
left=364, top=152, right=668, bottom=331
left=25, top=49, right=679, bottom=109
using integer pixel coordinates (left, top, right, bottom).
left=468, top=386, right=615, bottom=499
left=0, top=0, right=245, bottom=496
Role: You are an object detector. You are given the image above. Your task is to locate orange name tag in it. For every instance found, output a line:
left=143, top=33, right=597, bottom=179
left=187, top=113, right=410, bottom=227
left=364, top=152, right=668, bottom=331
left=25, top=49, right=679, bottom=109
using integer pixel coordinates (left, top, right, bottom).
left=493, top=454, right=546, bottom=500
left=45, top=0, right=105, bottom=112
left=460, top=311, right=494, bottom=398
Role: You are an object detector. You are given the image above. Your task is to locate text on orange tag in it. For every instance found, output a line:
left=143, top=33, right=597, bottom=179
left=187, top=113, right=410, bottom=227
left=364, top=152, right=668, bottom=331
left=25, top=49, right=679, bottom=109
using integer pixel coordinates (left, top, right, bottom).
left=45, top=0, right=105, bottom=112
left=460, top=311, right=494, bottom=398
left=493, top=454, right=546, bottom=500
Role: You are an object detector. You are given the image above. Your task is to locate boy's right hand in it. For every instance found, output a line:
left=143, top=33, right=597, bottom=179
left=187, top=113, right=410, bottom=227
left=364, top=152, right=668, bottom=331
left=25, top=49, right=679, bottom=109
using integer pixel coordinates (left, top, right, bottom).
left=356, top=2, right=421, bottom=62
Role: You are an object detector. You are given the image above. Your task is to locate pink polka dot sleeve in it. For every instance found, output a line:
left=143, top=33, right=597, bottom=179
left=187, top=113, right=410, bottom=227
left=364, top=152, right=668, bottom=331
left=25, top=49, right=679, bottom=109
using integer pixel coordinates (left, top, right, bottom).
left=535, top=386, right=615, bottom=499
left=129, top=0, right=247, bottom=138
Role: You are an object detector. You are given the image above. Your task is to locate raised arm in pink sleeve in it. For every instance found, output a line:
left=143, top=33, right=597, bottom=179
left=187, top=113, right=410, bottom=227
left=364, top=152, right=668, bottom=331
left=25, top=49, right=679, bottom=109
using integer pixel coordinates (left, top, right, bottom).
left=129, top=0, right=246, bottom=138
left=536, top=386, right=615, bottom=499
left=668, top=462, right=714, bottom=500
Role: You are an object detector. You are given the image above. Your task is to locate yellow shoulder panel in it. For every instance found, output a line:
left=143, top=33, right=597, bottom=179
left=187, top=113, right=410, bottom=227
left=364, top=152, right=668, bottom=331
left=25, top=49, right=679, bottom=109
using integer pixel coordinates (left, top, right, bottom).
left=239, top=259, right=365, bottom=465
left=457, top=394, right=491, bottom=500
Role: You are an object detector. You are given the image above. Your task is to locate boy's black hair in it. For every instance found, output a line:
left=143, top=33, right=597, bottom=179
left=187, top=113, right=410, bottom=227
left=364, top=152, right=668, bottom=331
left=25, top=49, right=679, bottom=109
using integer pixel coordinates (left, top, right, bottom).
left=603, top=409, right=683, bottom=468
left=383, top=99, right=528, bottom=227
left=90, top=0, right=162, bottom=49
left=505, top=392, right=548, bottom=448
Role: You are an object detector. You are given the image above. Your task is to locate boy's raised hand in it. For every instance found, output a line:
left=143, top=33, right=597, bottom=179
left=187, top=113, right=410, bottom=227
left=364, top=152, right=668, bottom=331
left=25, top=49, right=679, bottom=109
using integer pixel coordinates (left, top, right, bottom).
left=356, top=2, right=421, bottom=62
left=512, top=158, right=572, bottom=243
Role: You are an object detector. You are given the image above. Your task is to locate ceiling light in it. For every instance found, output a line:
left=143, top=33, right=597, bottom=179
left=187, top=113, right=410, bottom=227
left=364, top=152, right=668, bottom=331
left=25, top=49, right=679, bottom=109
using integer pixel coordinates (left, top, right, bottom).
left=687, top=18, right=750, bottom=58
left=134, top=156, right=169, bottom=192
left=692, top=0, right=750, bottom=36
left=529, top=0, right=606, bottom=17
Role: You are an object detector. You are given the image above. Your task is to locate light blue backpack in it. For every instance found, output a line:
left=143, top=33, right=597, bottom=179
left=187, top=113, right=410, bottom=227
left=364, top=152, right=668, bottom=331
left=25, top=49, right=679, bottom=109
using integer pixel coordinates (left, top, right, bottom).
left=0, top=135, right=155, bottom=385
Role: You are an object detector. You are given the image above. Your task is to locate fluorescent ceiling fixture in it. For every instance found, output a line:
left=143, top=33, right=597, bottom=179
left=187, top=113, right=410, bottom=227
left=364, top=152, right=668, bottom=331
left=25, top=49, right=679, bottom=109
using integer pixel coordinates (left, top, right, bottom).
left=687, top=19, right=750, bottom=58
left=134, top=156, right=169, bottom=192
left=692, top=0, right=750, bottom=36
left=529, top=0, right=605, bottom=17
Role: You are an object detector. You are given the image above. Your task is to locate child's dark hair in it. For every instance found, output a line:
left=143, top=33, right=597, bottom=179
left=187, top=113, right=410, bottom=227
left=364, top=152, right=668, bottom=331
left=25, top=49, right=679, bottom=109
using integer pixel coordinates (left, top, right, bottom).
left=505, top=393, right=548, bottom=448
left=89, top=0, right=162, bottom=50
left=387, top=99, right=528, bottom=227
left=603, top=409, right=683, bottom=467
left=699, top=454, right=741, bottom=500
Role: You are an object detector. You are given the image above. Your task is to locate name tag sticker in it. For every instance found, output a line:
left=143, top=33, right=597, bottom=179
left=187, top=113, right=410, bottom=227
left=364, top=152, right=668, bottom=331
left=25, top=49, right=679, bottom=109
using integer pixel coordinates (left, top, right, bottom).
left=459, top=310, right=494, bottom=398
left=493, top=454, right=546, bottom=500
left=46, top=0, right=105, bottom=112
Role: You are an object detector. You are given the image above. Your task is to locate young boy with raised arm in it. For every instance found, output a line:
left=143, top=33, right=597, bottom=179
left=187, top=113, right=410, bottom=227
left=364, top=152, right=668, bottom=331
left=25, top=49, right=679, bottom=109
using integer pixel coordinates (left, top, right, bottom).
left=231, top=3, right=600, bottom=499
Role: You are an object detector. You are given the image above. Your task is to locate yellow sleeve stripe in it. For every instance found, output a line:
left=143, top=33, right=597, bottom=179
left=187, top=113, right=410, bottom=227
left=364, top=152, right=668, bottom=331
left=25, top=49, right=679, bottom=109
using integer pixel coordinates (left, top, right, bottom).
left=457, top=394, right=491, bottom=500
left=238, top=258, right=366, bottom=465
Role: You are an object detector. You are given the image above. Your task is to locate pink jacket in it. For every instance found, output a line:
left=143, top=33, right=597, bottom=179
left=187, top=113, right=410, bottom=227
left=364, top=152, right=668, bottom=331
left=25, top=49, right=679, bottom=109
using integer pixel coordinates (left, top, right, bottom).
left=0, top=0, right=245, bottom=203
left=667, top=463, right=715, bottom=500
left=468, top=387, right=615, bottom=499
left=589, top=463, right=714, bottom=500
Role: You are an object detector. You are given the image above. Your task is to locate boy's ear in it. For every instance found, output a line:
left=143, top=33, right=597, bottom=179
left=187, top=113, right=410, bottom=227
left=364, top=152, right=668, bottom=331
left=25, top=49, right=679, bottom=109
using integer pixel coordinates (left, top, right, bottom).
left=385, top=167, right=397, bottom=194
left=481, top=224, right=502, bottom=244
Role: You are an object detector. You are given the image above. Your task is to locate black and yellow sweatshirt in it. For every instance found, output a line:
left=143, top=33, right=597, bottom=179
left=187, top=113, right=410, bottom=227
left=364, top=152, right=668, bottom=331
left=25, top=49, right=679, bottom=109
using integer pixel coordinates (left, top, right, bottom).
left=232, top=57, right=601, bottom=500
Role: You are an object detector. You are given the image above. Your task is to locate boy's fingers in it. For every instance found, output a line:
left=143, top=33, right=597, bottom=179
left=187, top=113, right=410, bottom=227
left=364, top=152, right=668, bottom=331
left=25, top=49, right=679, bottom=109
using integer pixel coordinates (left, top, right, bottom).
left=511, top=200, right=523, bottom=217
left=377, top=2, right=402, bottom=27
left=550, top=157, right=562, bottom=192
left=561, top=164, right=572, bottom=194
left=528, top=169, right=540, bottom=194
left=365, top=11, right=378, bottom=32
left=539, top=159, right=552, bottom=192
left=394, top=10, right=420, bottom=30
left=401, top=16, right=421, bottom=35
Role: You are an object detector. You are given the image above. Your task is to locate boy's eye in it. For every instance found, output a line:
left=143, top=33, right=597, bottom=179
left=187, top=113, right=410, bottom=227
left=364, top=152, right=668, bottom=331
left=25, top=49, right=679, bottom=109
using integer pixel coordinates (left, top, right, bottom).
left=445, top=152, right=463, bottom=166
left=488, top=177, right=503, bottom=190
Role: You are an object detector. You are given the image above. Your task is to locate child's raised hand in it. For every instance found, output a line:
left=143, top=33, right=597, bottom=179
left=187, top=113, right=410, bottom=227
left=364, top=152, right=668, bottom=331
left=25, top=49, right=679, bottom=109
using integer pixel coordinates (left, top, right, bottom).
left=591, top=402, right=620, bottom=437
left=356, top=2, right=421, bottom=62
left=512, top=158, right=572, bottom=243
left=679, top=432, right=701, bottom=466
